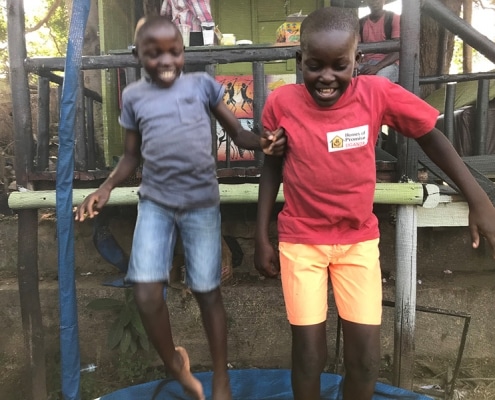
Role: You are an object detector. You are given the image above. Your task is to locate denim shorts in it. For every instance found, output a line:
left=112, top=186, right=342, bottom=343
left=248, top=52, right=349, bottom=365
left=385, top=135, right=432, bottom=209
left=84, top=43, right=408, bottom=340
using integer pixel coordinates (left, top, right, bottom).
left=126, top=198, right=222, bottom=293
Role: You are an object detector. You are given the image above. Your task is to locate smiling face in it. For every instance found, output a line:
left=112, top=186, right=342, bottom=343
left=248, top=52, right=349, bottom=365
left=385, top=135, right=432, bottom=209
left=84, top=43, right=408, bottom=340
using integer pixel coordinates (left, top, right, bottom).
left=136, top=19, right=185, bottom=88
left=297, top=29, right=359, bottom=108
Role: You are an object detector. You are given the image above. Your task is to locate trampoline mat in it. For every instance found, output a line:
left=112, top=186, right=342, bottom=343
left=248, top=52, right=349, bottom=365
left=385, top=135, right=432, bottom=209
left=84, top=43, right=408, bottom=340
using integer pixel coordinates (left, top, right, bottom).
left=97, top=369, right=432, bottom=399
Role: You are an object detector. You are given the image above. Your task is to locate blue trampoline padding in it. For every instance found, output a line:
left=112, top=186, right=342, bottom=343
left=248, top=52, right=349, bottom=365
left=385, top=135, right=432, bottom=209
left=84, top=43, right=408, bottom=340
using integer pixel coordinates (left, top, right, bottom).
left=98, top=369, right=432, bottom=400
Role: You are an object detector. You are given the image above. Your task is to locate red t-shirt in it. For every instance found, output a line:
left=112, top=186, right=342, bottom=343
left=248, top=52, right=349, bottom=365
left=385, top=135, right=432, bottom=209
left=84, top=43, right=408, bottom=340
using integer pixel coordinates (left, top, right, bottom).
left=361, top=13, right=400, bottom=64
left=262, top=76, right=439, bottom=245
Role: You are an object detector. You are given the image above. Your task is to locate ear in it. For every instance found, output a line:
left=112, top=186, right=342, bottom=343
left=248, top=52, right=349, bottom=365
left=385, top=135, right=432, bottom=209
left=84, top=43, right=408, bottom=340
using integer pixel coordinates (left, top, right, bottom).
left=131, top=45, right=138, bottom=58
left=296, top=50, right=302, bottom=70
left=355, top=50, right=363, bottom=64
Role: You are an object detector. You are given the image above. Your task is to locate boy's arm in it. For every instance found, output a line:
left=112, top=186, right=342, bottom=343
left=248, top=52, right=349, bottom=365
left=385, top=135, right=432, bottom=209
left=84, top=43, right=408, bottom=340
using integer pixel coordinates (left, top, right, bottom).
left=211, top=100, right=285, bottom=155
left=359, top=51, right=399, bottom=75
left=75, top=129, right=142, bottom=221
left=254, top=154, right=284, bottom=277
left=416, top=128, right=495, bottom=256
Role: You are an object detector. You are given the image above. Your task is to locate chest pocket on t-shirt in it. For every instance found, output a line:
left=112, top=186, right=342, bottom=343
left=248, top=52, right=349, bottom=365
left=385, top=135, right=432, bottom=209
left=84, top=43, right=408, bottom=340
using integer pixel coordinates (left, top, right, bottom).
left=177, top=95, right=203, bottom=125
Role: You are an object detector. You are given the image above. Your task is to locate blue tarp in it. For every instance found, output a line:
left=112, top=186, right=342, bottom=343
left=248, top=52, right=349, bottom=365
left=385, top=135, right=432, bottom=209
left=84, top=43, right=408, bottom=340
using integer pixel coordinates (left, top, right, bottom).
left=99, top=369, right=432, bottom=400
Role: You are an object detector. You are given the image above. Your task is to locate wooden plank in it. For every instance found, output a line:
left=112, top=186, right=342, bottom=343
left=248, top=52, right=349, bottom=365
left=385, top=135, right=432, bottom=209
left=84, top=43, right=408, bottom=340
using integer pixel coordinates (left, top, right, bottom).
left=34, top=70, right=102, bottom=102
left=417, top=201, right=469, bottom=227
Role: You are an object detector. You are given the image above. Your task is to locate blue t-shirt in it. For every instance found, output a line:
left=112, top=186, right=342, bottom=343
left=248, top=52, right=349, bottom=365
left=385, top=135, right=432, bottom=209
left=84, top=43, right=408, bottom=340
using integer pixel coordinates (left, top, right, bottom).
left=119, top=72, right=224, bottom=209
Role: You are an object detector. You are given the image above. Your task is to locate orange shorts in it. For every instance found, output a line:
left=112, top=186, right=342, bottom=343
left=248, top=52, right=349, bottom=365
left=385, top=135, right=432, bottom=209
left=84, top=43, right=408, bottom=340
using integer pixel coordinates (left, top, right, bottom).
left=279, top=239, right=382, bottom=326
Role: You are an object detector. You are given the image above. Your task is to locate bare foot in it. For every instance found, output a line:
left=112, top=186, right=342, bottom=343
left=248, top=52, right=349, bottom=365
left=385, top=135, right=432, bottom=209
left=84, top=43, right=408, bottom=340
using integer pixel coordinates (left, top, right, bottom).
left=212, top=371, right=232, bottom=400
left=174, top=346, right=205, bottom=400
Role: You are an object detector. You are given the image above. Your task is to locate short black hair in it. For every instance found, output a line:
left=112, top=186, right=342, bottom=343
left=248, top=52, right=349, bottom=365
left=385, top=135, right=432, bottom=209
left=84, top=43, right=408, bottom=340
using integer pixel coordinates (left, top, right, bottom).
left=300, top=7, right=359, bottom=51
left=134, top=15, right=180, bottom=46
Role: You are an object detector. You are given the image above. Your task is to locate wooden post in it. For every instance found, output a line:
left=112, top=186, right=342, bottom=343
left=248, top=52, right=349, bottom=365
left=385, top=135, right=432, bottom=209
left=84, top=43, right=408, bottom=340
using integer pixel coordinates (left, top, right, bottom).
left=444, top=82, right=457, bottom=144
left=252, top=61, right=266, bottom=167
left=36, top=77, right=50, bottom=172
left=394, top=0, right=422, bottom=390
left=85, top=97, right=96, bottom=169
left=462, top=0, right=473, bottom=73
left=74, top=72, right=87, bottom=171
left=6, top=0, right=46, bottom=399
left=393, top=205, right=418, bottom=390
left=205, top=64, right=218, bottom=161
left=475, top=79, right=489, bottom=156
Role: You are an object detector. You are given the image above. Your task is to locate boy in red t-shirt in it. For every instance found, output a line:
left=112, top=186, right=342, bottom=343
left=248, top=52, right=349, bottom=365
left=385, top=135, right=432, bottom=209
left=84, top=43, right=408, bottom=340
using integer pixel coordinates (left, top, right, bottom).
left=255, top=7, right=495, bottom=400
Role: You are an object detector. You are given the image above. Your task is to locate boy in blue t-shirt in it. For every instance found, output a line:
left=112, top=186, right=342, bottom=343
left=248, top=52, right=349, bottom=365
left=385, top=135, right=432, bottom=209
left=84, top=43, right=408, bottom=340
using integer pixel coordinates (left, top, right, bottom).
left=76, top=16, right=285, bottom=400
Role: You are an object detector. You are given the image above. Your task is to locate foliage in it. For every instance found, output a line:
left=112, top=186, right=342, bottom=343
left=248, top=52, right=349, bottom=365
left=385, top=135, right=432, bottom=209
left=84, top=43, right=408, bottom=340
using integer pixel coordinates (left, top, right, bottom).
left=0, top=0, right=69, bottom=76
left=0, top=7, right=8, bottom=76
left=25, top=0, right=69, bottom=57
left=450, top=1, right=495, bottom=74
left=87, top=289, right=150, bottom=354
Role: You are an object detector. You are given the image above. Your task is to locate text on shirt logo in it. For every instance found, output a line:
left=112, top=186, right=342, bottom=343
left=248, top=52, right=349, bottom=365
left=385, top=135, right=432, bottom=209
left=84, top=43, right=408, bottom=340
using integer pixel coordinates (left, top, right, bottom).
left=326, top=125, right=369, bottom=152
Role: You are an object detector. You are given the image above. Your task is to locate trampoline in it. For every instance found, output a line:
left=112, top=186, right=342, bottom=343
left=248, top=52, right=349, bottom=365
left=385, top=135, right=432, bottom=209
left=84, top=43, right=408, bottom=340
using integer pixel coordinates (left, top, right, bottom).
left=98, top=369, right=432, bottom=400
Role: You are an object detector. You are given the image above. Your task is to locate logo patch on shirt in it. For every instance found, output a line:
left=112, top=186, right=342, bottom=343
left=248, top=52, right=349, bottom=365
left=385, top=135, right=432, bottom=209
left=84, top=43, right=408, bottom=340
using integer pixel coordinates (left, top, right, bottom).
left=326, top=125, right=369, bottom=152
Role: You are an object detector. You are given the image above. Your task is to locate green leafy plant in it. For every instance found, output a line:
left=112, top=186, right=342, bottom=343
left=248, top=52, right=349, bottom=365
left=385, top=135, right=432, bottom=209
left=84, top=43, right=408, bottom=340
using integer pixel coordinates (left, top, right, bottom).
left=87, top=289, right=149, bottom=354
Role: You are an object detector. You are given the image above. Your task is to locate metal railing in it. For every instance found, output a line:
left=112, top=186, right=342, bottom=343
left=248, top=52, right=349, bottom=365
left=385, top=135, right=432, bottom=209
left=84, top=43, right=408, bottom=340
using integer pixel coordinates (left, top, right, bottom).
left=26, top=41, right=494, bottom=183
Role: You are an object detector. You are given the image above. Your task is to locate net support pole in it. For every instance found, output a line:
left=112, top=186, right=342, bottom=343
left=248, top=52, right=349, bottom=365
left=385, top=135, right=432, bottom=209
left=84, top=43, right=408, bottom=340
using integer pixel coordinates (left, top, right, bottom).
left=57, top=1, right=91, bottom=399
left=394, top=0, right=422, bottom=389
left=393, top=205, right=418, bottom=389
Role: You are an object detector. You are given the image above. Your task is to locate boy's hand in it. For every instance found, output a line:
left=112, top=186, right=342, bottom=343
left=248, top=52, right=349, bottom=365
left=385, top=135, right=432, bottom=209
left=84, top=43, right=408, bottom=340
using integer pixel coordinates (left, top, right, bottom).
left=254, top=240, right=280, bottom=278
left=74, top=187, right=111, bottom=222
left=469, top=203, right=495, bottom=259
left=261, top=128, right=286, bottom=156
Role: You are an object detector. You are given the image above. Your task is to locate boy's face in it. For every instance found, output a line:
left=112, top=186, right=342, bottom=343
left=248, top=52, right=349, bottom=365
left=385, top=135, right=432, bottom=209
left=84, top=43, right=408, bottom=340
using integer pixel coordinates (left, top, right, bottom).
left=137, top=24, right=185, bottom=88
left=366, top=0, right=385, bottom=13
left=297, top=29, right=359, bottom=108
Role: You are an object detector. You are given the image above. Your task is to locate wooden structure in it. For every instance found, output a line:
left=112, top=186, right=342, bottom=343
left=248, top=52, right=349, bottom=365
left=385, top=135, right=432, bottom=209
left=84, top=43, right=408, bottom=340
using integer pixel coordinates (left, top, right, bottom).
left=6, top=0, right=495, bottom=399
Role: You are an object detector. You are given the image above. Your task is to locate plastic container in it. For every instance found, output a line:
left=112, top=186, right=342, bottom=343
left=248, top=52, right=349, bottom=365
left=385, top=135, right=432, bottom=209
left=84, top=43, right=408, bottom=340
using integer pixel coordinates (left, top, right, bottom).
left=221, top=34, right=236, bottom=46
left=201, top=21, right=215, bottom=45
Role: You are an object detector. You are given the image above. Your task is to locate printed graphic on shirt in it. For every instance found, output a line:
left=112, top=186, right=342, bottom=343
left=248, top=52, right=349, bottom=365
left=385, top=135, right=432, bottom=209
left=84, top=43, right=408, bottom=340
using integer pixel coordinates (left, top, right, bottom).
left=327, top=125, right=369, bottom=152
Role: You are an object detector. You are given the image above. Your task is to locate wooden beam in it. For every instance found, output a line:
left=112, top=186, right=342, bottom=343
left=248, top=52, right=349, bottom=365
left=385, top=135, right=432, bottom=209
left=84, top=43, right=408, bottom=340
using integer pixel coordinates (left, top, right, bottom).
left=8, top=183, right=437, bottom=210
left=24, top=42, right=400, bottom=72
left=418, top=199, right=469, bottom=227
